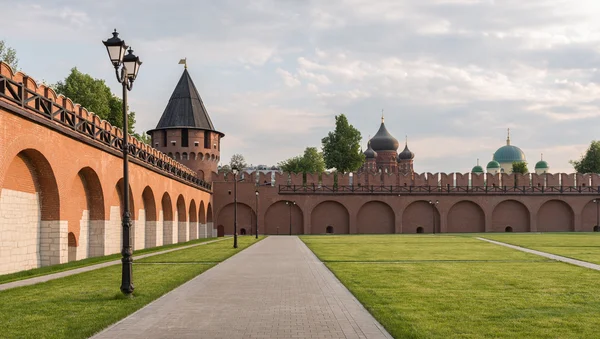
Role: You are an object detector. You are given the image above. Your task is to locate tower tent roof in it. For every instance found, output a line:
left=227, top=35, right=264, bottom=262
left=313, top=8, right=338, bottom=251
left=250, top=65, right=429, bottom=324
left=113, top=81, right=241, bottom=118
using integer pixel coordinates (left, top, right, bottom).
left=152, top=69, right=223, bottom=135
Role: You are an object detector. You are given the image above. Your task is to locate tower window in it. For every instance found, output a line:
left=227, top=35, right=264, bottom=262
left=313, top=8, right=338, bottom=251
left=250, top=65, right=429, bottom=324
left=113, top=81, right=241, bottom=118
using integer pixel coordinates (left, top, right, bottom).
left=162, top=130, right=167, bottom=147
left=204, top=131, right=210, bottom=148
left=181, top=129, right=189, bottom=147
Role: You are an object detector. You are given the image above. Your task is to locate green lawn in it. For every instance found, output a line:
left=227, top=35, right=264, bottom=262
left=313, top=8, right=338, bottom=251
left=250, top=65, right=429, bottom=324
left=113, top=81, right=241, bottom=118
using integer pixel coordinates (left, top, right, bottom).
left=302, top=235, right=600, bottom=339
left=0, top=236, right=263, bottom=338
left=481, top=233, right=600, bottom=265
left=301, top=235, right=548, bottom=262
left=0, top=237, right=220, bottom=284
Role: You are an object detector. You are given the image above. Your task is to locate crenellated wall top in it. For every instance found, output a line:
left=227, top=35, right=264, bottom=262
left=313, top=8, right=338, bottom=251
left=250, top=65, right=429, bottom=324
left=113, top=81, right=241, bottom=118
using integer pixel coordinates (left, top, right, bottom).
left=0, top=61, right=209, bottom=190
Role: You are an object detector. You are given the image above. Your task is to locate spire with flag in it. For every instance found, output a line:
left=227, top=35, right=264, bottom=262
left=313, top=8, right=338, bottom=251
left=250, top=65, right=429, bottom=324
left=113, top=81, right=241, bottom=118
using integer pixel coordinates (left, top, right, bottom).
left=178, top=58, right=187, bottom=69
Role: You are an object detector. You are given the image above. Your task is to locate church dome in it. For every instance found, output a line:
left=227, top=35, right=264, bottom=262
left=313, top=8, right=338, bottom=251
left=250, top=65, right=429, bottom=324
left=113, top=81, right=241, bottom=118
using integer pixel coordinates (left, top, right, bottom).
left=370, top=118, right=399, bottom=151
left=397, top=143, right=414, bottom=161
left=471, top=159, right=484, bottom=173
left=486, top=160, right=501, bottom=169
left=364, top=141, right=377, bottom=159
left=493, top=129, right=525, bottom=164
left=535, top=154, right=549, bottom=170
left=472, top=165, right=484, bottom=173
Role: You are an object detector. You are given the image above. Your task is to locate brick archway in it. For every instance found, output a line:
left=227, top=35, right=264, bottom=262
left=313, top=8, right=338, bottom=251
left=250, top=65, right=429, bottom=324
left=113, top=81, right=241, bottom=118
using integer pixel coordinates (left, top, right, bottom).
left=402, top=200, right=439, bottom=234
left=264, top=201, right=303, bottom=235
left=538, top=200, right=574, bottom=232
left=310, top=201, right=349, bottom=234
left=357, top=201, right=394, bottom=234
left=161, top=192, right=174, bottom=245
left=447, top=201, right=485, bottom=233
left=142, top=186, right=157, bottom=248
left=217, top=202, right=255, bottom=235
left=189, top=199, right=198, bottom=240
left=176, top=195, right=187, bottom=243
left=492, top=200, right=529, bottom=232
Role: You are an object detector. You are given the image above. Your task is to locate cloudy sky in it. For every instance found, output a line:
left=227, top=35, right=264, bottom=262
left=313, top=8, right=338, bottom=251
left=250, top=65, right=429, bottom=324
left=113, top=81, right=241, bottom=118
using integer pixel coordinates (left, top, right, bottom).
left=2, top=0, right=600, bottom=173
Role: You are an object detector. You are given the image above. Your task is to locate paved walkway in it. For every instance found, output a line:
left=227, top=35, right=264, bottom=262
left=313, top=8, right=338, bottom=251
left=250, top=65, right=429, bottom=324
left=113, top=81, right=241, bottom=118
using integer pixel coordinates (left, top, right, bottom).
left=0, top=238, right=227, bottom=292
left=92, top=236, right=392, bottom=339
left=478, top=237, right=600, bottom=271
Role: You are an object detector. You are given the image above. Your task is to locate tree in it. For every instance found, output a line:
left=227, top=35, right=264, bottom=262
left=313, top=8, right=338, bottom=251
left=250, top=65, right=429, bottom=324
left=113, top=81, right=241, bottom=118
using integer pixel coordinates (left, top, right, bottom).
left=0, top=40, right=18, bottom=69
left=133, top=132, right=151, bottom=145
left=229, top=154, right=247, bottom=170
left=54, top=68, right=136, bottom=134
left=512, top=161, right=528, bottom=174
left=570, top=140, right=600, bottom=173
left=279, top=147, right=325, bottom=173
left=321, top=114, right=364, bottom=172
left=218, top=164, right=231, bottom=174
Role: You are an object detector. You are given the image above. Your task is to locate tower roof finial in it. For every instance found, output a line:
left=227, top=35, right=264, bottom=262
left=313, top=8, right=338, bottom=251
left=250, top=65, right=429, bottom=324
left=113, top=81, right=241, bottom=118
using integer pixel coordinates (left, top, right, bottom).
left=477, top=158, right=480, bottom=166
left=541, top=153, right=543, bottom=161
left=506, top=128, right=511, bottom=145
left=178, top=57, right=187, bottom=69
left=381, top=108, right=384, bottom=123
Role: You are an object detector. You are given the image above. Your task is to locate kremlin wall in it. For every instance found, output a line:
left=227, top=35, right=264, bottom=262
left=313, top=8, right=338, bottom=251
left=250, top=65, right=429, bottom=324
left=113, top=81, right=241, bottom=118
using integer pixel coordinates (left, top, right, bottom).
left=0, top=60, right=599, bottom=276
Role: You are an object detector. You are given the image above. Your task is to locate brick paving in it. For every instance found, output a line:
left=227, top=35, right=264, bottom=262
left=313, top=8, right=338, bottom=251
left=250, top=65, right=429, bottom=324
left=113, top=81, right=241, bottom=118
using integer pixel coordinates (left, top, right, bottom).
left=478, top=237, right=600, bottom=271
left=0, top=238, right=227, bottom=292
left=92, top=236, right=392, bottom=339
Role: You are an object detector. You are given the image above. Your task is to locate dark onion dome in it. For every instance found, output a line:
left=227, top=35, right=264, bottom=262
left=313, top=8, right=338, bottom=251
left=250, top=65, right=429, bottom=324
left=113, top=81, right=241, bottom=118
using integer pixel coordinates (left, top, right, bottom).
left=397, top=141, right=414, bottom=161
left=493, top=128, right=525, bottom=164
left=486, top=159, right=501, bottom=169
left=364, top=140, right=377, bottom=159
left=370, top=116, right=399, bottom=151
left=471, top=159, right=484, bottom=173
left=535, top=153, right=549, bottom=170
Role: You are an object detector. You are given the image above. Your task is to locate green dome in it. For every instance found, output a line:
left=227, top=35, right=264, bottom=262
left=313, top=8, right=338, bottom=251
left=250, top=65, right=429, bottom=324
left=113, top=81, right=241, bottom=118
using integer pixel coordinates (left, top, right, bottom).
left=486, top=160, right=500, bottom=169
left=493, top=145, right=526, bottom=163
left=471, top=165, right=484, bottom=173
left=535, top=160, right=549, bottom=169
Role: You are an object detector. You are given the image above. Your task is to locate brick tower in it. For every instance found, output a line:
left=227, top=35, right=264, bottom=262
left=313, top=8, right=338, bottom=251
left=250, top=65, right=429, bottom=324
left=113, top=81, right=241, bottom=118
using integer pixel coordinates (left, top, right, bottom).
left=148, top=66, right=224, bottom=181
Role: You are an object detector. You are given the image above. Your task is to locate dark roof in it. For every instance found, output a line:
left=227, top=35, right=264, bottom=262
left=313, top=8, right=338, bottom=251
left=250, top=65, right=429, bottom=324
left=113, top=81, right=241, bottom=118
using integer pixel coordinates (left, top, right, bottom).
left=364, top=140, right=378, bottom=159
left=370, top=121, right=399, bottom=151
left=397, top=144, right=414, bottom=160
left=152, top=69, right=222, bottom=134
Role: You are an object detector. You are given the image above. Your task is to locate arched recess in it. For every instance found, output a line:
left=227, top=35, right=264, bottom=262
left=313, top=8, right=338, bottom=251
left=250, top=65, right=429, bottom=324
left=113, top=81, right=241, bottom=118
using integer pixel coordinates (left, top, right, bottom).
left=217, top=202, right=256, bottom=235
left=162, top=192, right=174, bottom=245
left=199, top=201, right=206, bottom=224
left=207, top=202, right=213, bottom=223
left=115, top=179, right=136, bottom=251
left=177, top=195, right=187, bottom=243
left=538, top=200, right=574, bottom=232
left=357, top=201, right=394, bottom=234
left=68, top=232, right=77, bottom=262
left=582, top=199, right=600, bottom=231
left=402, top=200, right=439, bottom=234
left=198, top=201, right=207, bottom=238
left=264, top=201, right=303, bottom=235
left=198, top=170, right=205, bottom=181
left=0, top=149, right=60, bottom=273
left=310, top=201, right=349, bottom=234
left=73, top=167, right=105, bottom=259
left=492, top=200, right=529, bottom=232
left=447, top=201, right=485, bottom=233
left=142, top=186, right=157, bottom=248
left=189, top=199, right=198, bottom=240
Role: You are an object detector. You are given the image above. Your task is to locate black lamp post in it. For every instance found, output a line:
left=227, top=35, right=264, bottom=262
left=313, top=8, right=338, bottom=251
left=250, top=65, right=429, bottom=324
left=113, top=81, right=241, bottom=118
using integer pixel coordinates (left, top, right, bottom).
left=255, top=190, right=259, bottom=239
left=428, top=200, right=439, bottom=234
left=594, top=199, right=599, bottom=232
left=285, top=201, right=296, bottom=235
left=103, top=29, right=142, bottom=296
left=232, top=166, right=239, bottom=248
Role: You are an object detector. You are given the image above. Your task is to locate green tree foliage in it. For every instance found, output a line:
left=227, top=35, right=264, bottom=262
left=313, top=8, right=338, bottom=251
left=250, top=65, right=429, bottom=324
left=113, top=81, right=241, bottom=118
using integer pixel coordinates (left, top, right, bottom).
left=279, top=147, right=326, bottom=173
left=229, top=154, right=247, bottom=170
left=54, top=68, right=136, bottom=134
left=570, top=140, right=600, bottom=173
left=218, top=164, right=232, bottom=174
left=511, top=161, right=528, bottom=174
left=321, top=114, right=364, bottom=172
left=0, top=40, right=18, bottom=69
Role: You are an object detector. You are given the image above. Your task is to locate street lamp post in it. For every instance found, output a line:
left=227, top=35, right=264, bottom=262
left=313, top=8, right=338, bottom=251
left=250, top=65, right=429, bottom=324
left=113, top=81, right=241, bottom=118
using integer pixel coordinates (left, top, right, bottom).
left=103, top=29, right=142, bottom=296
left=255, top=190, right=259, bottom=239
left=285, top=201, right=296, bottom=235
left=594, top=199, right=599, bottom=232
left=232, top=166, right=239, bottom=248
left=428, top=200, right=439, bottom=234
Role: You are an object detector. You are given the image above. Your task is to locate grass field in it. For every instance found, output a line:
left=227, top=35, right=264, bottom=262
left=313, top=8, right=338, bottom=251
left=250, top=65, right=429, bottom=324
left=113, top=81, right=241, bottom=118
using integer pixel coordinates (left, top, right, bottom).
left=481, top=233, right=600, bottom=264
left=0, top=236, right=263, bottom=339
left=0, top=237, right=220, bottom=284
left=302, top=234, right=600, bottom=339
